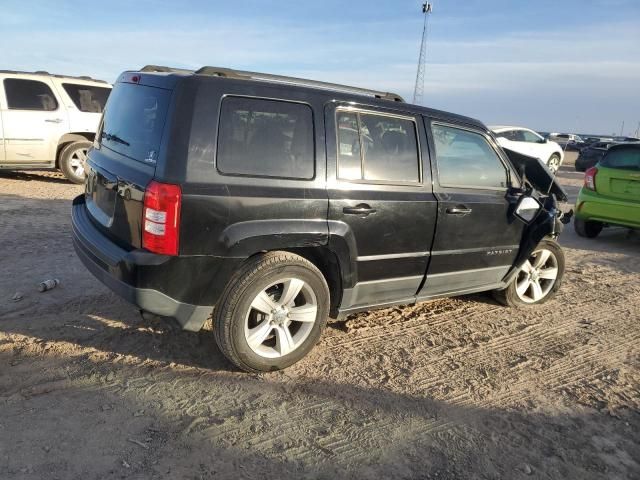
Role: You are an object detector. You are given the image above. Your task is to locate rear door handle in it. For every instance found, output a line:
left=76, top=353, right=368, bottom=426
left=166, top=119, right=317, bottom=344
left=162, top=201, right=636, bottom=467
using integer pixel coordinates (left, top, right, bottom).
left=45, top=118, right=64, bottom=124
left=446, top=206, right=472, bottom=215
left=343, top=204, right=376, bottom=216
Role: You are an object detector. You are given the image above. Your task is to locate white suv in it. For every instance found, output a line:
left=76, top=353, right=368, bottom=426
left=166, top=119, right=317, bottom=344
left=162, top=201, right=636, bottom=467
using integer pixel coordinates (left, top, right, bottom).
left=0, top=70, right=111, bottom=183
left=490, top=125, right=564, bottom=173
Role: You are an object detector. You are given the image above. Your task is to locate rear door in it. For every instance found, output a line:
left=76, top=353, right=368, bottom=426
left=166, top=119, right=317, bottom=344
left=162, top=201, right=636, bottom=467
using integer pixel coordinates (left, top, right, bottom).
left=85, top=79, right=171, bottom=248
left=57, top=81, right=111, bottom=134
left=326, top=103, right=437, bottom=309
left=1, top=76, right=69, bottom=164
left=596, top=147, right=640, bottom=202
left=418, top=120, right=525, bottom=298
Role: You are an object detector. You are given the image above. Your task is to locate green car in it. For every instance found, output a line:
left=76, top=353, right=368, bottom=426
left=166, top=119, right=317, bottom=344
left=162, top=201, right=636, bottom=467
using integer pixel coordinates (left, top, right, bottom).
left=574, top=143, right=640, bottom=237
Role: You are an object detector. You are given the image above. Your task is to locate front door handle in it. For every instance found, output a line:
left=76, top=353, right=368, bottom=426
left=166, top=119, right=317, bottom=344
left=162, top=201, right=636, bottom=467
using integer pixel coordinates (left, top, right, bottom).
left=446, top=206, right=473, bottom=215
left=45, top=118, right=64, bottom=124
left=343, top=204, right=376, bottom=216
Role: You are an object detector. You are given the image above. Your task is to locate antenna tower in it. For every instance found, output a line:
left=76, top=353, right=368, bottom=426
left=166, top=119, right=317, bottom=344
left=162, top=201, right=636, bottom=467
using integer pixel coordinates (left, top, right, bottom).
left=413, top=2, right=433, bottom=104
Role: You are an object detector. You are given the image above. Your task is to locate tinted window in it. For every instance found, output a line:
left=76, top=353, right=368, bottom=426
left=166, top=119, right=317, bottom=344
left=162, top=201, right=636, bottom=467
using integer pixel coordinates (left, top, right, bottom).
left=495, top=130, right=515, bottom=141
left=432, top=124, right=508, bottom=189
left=337, top=110, right=420, bottom=183
left=62, top=83, right=111, bottom=113
left=217, top=97, right=314, bottom=179
left=601, top=148, right=640, bottom=170
left=4, top=78, right=58, bottom=111
left=99, top=83, right=171, bottom=163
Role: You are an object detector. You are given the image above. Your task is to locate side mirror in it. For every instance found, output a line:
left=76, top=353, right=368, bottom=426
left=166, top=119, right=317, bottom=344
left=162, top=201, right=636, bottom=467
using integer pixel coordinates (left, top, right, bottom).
left=515, top=196, right=542, bottom=223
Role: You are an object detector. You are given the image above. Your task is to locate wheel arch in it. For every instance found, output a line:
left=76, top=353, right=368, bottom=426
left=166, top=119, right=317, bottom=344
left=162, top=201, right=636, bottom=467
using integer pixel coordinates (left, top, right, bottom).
left=55, top=132, right=94, bottom=167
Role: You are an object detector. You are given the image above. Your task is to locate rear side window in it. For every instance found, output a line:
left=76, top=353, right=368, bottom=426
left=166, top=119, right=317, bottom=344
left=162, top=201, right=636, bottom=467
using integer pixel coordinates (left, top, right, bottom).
left=432, top=123, right=508, bottom=189
left=4, top=78, right=58, bottom=111
left=336, top=110, right=420, bottom=183
left=601, top=148, right=640, bottom=170
left=99, top=83, right=171, bottom=163
left=217, top=97, right=314, bottom=179
left=62, top=83, right=111, bottom=113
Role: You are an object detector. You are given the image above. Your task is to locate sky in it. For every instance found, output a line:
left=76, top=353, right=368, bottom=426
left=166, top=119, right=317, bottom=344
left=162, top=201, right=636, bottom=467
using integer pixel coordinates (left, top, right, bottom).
left=2, top=0, right=639, bottom=135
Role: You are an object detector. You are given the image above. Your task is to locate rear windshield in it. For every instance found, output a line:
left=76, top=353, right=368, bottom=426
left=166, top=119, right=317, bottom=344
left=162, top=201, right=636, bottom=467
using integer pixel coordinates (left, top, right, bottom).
left=601, top=148, right=640, bottom=170
left=62, top=83, right=111, bottom=113
left=99, top=83, right=171, bottom=163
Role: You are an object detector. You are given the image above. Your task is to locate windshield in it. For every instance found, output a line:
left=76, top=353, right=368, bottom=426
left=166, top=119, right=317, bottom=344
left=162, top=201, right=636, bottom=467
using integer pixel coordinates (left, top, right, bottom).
left=601, top=148, right=640, bottom=170
left=99, top=82, right=171, bottom=163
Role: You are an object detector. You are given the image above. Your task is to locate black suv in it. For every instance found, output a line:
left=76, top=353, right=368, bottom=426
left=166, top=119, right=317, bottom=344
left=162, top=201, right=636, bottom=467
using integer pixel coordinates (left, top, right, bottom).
left=72, top=65, right=568, bottom=372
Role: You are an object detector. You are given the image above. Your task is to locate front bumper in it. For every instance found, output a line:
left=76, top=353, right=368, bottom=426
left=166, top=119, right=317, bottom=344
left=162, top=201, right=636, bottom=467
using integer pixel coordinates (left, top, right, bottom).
left=575, top=188, right=640, bottom=229
left=72, top=195, right=236, bottom=331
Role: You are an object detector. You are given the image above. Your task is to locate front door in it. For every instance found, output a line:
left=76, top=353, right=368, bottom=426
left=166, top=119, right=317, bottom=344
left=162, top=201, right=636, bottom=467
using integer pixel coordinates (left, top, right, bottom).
left=1, top=77, right=69, bottom=164
left=418, top=120, right=525, bottom=298
left=326, top=103, right=437, bottom=311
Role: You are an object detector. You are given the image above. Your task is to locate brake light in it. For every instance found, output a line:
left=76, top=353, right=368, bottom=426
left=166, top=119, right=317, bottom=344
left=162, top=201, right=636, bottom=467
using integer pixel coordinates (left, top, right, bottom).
left=584, top=167, right=598, bottom=191
left=143, top=181, right=181, bottom=255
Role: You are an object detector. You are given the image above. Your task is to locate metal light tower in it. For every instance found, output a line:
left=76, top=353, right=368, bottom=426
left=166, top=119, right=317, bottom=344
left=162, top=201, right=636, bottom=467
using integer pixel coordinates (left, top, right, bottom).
left=413, top=2, right=433, bottom=105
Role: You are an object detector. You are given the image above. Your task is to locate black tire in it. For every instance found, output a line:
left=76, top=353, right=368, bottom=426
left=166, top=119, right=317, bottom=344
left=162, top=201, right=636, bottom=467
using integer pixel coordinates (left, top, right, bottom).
left=213, top=251, right=330, bottom=373
left=493, top=239, right=565, bottom=307
left=547, top=153, right=561, bottom=173
left=59, top=140, right=92, bottom=184
left=574, top=218, right=603, bottom=238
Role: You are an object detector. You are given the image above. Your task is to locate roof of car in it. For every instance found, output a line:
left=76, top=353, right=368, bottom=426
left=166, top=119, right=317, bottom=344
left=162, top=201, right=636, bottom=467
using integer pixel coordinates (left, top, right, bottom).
left=0, top=69, right=109, bottom=84
left=125, top=65, right=486, bottom=130
left=608, top=142, right=640, bottom=151
left=488, top=125, right=535, bottom=132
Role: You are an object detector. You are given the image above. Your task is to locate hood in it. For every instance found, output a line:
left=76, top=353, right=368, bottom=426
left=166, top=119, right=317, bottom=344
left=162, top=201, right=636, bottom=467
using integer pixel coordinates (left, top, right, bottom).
left=503, top=148, right=568, bottom=202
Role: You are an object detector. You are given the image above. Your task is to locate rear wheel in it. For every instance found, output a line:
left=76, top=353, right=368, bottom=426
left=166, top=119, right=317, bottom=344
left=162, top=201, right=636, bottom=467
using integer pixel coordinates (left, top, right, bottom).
left=59, top=140, right=92, bottom=184
left=494, top=239, right=564, bottom=307
left=213, top=252, right=330, bottom=373
left=547, top=153, right=561, bottom=173
left=574, top=218, right=603, bottom=238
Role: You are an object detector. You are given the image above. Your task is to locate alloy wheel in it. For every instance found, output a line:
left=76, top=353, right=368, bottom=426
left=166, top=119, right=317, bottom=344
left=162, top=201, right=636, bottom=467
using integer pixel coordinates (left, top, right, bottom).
left=514, top=248, right=559, bottom=303
left=244, top=278, right=318, bottom=358
left=69, top=148, right=88, bottom=178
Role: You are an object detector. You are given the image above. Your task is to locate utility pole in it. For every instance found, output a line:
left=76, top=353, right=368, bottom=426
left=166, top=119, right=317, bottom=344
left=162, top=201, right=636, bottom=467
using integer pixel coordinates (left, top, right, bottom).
left=620, top=120, right=625, bottom=136
left=413, top=2, right=433, bottom=105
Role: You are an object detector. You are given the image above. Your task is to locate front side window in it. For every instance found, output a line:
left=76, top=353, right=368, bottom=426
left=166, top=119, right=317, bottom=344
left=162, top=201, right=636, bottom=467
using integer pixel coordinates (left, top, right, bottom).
left=217, top=97, right=314, bottom=179
left=521, top=130, right=542, bottom=143
left=4, top=78, right=58, bottom=111
left=432, top=123, right=508, bottom=189
left=336, top=110, right=420, bottom=183
left=62, top=83, right=111, bottom=113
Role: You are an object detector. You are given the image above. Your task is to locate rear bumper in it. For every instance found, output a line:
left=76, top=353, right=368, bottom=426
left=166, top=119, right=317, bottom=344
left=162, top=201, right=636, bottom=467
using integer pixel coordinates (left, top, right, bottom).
left=575, top=188, right=640, bottom=229
left=72, top=195, right=238, bottom=331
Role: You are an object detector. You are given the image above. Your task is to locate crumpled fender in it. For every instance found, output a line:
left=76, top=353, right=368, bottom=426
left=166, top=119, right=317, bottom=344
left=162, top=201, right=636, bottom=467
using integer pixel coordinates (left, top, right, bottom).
left=502, top=196, right=562, bottom=286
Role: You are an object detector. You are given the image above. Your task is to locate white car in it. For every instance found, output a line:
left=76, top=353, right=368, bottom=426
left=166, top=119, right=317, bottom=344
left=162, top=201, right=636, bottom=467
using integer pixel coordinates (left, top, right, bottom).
left=490, top=125, right=564, bottom=173
left=0, top=70, right=111, bottom=183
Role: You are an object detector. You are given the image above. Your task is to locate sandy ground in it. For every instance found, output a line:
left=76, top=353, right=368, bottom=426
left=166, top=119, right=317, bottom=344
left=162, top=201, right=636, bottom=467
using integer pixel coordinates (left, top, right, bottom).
left=1, top=153, right=639, bottom=480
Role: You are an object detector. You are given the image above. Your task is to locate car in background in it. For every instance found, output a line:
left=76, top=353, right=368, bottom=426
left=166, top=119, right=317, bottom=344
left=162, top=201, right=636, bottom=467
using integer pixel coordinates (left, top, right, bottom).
left=491, top=126, right=564, bottom=173
left=548, top=133, right=586, bottom=151
left=0, top=70, right=112, bottom=183
left=575, top=141, right=616, bottom=172
left=574, top=143, right=640, bottom=237
left=613, top=136, right=640, bottom=143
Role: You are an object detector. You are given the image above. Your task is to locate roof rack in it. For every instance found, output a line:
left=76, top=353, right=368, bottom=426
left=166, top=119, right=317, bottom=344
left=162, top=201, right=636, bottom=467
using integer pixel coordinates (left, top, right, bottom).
left=0, top=69, right=108, bottom=84
left=137, top=64, right=404, bottom=102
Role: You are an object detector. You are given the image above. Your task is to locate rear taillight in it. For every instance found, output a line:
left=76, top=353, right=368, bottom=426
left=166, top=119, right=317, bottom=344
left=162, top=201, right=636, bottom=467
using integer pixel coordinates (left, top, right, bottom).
left=584, top=167, right=598, bottom=191
left=143, top=181, right=181, bottom=255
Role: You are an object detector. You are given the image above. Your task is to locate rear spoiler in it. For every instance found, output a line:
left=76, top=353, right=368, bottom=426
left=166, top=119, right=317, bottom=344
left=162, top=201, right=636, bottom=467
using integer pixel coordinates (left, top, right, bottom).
left=503, top=148, right=568, bottom=202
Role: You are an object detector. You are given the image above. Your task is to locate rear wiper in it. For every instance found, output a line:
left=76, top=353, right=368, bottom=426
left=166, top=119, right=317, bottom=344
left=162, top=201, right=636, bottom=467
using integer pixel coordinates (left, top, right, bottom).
left=102, top=131, right=130, bottom=146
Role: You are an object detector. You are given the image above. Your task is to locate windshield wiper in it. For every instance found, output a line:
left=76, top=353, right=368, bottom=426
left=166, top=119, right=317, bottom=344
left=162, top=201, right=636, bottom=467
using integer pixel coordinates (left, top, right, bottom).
left=102, top=131, right=130, bottom=146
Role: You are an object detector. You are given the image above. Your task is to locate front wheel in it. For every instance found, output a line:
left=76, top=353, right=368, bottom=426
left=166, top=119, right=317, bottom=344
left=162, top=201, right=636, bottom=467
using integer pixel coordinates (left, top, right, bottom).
left=59, top=140, right=92, bottom=184
left=213, top=252, right=330, bottom=373
left=493, top=239, right=564, bottom=307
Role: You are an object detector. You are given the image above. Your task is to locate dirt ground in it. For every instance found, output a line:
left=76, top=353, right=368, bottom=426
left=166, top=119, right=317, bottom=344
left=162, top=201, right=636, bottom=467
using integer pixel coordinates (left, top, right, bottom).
left=1, top=153, right=639, bottom=480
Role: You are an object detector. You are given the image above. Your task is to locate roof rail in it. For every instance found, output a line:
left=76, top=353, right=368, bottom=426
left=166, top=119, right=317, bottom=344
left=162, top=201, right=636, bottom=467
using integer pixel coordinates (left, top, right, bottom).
left=194, top=65, right=405, bottom=102
left=140, top=65, right=193, bottom=74
left=0, top=69, right=108, bottom=84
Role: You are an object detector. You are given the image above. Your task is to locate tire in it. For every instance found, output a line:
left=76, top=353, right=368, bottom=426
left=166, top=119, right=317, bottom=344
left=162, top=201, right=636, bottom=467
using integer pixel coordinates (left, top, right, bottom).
left=574, top=218, right=603, bottom=238
left=493, top=239, right=565, bottom=307
left=59, top=140, right=92, bottom=184
left=213, top=251, right=330, bottom=373
left=547, top=153, right=561, bottom=173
